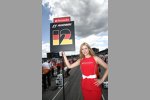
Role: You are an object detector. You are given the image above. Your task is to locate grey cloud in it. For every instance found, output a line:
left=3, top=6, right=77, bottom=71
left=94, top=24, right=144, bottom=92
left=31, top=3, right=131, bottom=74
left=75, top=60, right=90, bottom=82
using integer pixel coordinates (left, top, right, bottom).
left=45, top=0, right=108, bottom=38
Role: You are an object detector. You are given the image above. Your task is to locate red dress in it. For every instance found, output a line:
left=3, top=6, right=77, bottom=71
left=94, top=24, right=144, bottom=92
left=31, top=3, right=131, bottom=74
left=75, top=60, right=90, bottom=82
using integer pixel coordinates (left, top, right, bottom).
left=80, top=56, right=102, bottom=100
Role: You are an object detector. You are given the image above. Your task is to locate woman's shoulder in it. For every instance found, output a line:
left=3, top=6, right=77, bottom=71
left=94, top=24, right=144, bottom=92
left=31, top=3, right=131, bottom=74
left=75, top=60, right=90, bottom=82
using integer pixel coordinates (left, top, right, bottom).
left=78, top=58, right=85, bottom=63
left=93, top=56, right=101, bottom=62
left=93, top=56, right=98, bottom=59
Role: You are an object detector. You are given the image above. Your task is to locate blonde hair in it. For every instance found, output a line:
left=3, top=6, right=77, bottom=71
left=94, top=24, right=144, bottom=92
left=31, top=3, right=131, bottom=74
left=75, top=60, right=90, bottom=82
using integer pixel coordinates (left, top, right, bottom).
left=79, top=42, right=95, bottom=59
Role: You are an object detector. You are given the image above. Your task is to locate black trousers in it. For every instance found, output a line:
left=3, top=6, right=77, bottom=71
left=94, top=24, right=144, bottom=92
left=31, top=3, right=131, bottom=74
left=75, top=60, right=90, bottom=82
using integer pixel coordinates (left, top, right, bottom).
left=57, top=66, right=61, bottom=74
left=51, top=68, right=54, bottom=77
left=42, top=71, right=51, bottom=89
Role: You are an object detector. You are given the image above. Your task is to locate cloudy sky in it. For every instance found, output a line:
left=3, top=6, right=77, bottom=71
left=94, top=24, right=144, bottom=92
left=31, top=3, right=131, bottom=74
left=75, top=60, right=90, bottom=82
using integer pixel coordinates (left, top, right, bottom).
left=42, top=0, right=108, bottom=58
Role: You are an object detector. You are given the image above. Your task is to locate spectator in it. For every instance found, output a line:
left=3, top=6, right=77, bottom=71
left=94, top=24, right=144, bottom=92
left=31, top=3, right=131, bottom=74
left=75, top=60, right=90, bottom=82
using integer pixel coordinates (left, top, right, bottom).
left=42, top=59, right=52, bottom=90
left=56, top=58, right=61, bottom=74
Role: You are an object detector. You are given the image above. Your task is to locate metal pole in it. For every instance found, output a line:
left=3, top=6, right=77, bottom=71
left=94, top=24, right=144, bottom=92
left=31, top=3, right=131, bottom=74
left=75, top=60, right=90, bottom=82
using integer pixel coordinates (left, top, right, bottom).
left=61, top=53, right=65, bottom=100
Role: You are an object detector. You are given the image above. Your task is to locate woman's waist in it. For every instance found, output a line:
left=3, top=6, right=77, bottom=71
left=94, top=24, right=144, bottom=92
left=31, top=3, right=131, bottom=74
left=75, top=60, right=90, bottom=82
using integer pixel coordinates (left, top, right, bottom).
left=82, top=74, right=97, bottom=79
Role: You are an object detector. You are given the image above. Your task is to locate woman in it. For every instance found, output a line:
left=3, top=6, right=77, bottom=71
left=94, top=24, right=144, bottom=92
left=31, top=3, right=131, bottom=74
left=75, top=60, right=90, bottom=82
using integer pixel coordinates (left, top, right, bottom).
left=62, top=42, right=108, bottom=100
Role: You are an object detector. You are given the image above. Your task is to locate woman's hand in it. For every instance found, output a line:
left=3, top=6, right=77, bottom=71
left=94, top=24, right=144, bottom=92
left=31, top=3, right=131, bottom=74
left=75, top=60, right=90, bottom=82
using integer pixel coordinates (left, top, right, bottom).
left=60, top=51, right=65, bottom=57
left=94, top=78, right=104, bottom=86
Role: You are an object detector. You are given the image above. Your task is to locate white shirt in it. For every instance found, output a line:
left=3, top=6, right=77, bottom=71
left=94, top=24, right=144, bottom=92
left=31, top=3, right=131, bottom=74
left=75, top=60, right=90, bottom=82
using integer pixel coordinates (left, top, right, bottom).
left=42, top=62, right=50, bottom=69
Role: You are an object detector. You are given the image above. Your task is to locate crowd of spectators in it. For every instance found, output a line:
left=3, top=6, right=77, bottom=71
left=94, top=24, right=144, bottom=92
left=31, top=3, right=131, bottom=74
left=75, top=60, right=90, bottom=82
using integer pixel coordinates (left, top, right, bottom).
left=42, top=57, right=78, bottom=90
left=42, top=52, right=108, bottom=91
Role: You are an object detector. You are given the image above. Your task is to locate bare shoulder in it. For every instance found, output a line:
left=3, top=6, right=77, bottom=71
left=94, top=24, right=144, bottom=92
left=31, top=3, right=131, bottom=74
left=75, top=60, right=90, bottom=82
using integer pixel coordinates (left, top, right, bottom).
left=93, top=56, right=99, bottom=62
left=93, top=56, right=99, bottom=60
left=93, top=56, right=103, bottom=62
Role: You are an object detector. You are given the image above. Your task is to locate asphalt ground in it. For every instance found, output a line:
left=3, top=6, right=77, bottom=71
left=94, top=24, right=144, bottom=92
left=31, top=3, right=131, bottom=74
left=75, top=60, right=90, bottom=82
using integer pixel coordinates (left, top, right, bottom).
left=42, top=66, right=108, bottom=100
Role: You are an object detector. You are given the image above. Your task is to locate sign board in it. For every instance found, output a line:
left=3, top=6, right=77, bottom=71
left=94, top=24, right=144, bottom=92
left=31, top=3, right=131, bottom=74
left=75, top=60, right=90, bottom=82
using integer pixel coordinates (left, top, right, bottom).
left=53, top=17, right=70, bottom=23
left=47, top=52, right=60, bottom=58
left=50, top=21, right=75, bottom=52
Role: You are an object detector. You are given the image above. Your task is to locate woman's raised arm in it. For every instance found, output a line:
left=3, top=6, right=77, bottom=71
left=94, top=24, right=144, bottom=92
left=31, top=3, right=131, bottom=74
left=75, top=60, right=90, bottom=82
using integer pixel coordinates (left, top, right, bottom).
left=62, top=52, right=80, bottom=68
